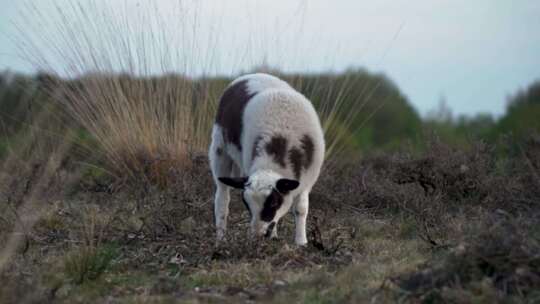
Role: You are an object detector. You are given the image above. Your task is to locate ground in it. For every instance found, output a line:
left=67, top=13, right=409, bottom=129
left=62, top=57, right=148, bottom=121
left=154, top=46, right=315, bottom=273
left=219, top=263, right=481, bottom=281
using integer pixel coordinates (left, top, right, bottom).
left=1, top=138, right=540, bottom=303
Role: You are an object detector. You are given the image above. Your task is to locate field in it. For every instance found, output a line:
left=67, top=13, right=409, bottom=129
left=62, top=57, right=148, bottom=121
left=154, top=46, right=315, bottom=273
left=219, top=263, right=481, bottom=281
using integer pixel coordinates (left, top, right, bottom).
left=1, top=2, right=540, bottom=303
left=1, top=131, right=540, bottom=303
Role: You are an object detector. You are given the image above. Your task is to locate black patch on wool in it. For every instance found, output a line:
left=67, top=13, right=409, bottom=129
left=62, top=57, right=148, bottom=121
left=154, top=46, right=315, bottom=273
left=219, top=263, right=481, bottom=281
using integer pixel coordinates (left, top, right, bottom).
left=288, top=134, right=315, bottom=179
left=265, top=135, right=288, bottom=168
left=215, top=80, right=256, bottom=150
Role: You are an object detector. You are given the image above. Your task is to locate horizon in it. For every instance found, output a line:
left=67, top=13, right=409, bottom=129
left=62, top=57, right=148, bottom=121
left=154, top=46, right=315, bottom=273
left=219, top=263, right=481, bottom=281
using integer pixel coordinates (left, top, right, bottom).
left=1, top=0, right=539, bottom=119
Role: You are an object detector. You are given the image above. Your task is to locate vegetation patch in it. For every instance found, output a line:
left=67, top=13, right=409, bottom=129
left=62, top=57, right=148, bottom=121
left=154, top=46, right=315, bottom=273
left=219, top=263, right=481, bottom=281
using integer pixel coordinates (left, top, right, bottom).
left=391, top=216, right=540, bottom=302
left=64, top=243, right=119, bottom=285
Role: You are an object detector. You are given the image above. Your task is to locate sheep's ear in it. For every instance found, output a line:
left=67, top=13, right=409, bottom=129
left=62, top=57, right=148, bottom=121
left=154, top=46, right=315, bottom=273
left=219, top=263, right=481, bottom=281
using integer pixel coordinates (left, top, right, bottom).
left=276, top=179, right=300, bottom=194
left=218, top=177, right=248, bottom=189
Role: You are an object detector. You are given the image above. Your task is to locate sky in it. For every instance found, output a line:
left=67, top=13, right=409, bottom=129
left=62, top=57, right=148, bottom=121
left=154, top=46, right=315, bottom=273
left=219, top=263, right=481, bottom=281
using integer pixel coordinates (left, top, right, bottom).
left=1, top=0, right=539, bottom=118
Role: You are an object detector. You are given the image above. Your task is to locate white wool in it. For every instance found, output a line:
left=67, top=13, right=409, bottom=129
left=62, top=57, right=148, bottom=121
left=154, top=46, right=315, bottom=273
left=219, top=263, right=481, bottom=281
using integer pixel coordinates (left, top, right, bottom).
left=246, top=170, right=279, bottom=194
left=232, top=73, right=292, bottom=96
left=242, top=88, right=325, bottom=191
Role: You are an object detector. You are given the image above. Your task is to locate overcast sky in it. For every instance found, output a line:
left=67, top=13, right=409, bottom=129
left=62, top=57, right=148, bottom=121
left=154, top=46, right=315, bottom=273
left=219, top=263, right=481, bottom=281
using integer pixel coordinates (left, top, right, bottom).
left=1, top=0, right=539, bottom=117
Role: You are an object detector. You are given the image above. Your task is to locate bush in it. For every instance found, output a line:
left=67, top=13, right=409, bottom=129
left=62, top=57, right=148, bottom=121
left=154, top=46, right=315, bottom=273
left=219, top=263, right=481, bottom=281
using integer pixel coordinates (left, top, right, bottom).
left=392, top=215, right=540, bottom=302
left=64, top=244, right=119, bottom=285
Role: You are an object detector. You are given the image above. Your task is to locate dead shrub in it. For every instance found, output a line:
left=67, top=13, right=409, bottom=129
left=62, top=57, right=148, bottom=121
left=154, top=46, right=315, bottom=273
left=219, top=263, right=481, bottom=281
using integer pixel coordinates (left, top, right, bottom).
left=312, top=135, right=540, bottom=250
left=391, top=215, right=540, bottom=301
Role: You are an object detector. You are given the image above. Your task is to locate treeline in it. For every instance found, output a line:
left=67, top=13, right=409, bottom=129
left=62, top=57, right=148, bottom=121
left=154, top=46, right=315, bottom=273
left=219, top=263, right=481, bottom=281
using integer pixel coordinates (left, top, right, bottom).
left=0, top=68, right=539, bottom=157
left=425, top=81, right=540, bottom=147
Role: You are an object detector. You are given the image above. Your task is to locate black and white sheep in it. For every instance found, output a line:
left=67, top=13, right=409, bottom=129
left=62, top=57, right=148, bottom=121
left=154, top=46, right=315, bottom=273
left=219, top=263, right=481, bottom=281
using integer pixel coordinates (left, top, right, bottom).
left=209, top=73, right=325, bottom=245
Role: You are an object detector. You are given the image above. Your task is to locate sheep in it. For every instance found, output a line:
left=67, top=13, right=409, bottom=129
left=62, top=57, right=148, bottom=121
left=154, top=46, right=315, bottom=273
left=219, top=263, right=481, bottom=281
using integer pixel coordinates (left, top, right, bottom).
left=209, top=73, right=325, bottom=245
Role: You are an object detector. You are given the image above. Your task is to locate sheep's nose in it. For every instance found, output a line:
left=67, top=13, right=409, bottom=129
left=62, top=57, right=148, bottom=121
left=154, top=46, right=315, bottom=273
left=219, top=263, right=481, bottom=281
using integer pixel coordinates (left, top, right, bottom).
left=251, top=223, right=266, bottom=237
left=251, top=221, right=274, bottom=238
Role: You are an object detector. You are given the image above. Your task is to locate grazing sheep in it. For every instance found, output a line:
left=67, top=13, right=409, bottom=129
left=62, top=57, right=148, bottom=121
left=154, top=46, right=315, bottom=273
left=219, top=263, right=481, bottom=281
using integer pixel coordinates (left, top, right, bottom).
left=209, top=73, right=325, bottom=245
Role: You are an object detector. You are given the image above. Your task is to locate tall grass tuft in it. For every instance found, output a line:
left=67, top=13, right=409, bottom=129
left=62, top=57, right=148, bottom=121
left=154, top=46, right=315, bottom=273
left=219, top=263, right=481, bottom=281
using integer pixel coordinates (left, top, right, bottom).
left=47, top=73, right=217, bottom=184
left=64, top=205, right=118, bottom=285
left=18, top=1, right=220, bottom=183
left=16, top=1, right=392, bottom=182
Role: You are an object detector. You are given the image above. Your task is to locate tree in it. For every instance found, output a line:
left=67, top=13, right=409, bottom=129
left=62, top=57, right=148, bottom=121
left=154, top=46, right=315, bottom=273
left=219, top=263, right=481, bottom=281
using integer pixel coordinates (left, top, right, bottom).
left=495, top=80, right=540, bottom=141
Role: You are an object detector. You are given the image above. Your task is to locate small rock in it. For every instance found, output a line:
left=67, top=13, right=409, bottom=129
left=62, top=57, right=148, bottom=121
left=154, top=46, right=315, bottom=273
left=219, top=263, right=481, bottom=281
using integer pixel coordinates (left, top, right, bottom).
left=454, top=243, right=467, bottom=255
left=169, top=253, right=186, bottom=265
left=272, top=280, right=287, bottom=287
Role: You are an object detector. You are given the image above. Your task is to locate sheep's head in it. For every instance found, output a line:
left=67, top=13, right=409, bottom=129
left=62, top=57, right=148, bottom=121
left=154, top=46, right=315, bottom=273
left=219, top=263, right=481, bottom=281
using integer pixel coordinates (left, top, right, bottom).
left=219, top=170, right=299, bottom=237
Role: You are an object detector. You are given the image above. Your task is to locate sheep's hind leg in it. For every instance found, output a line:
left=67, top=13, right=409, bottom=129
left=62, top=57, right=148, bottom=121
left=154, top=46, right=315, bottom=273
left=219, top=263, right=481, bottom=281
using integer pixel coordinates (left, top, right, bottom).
left=210, top=147, right=234, bottom=243
left=294, top=191, right=310, bottom=245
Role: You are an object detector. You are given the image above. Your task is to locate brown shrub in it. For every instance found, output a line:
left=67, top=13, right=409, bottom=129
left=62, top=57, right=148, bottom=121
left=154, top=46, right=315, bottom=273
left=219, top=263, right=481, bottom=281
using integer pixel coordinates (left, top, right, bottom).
left=392, top=214, right=540, bottom=301
left=311, top=136, right=540, bottom=250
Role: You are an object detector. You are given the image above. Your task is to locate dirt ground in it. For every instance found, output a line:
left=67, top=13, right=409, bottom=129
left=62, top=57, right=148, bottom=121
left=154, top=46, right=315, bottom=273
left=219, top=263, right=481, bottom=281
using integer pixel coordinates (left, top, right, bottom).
left=1, top=138, right=540, bottom=303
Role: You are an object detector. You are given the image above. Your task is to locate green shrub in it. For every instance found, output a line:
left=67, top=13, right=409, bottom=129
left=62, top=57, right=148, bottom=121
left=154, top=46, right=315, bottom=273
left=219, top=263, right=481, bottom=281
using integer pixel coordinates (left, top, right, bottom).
left=64, top=244, right=119, bottom=285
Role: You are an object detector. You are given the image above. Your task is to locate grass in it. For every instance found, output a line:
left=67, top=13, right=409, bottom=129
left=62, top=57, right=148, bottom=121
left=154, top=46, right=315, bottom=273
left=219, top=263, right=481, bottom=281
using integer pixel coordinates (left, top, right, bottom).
left=16, top=1, right=221, bottom=183
left=1, top=135, right=539, bottom=303
left=63, top=204, right=120, bottom=285
left=64, top=243, right=119, bottom=285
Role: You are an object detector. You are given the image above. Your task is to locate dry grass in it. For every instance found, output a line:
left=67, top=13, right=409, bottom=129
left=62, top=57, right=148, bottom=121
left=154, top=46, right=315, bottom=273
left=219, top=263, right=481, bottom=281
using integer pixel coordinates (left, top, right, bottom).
left=63, top=207, right=119, bottom=285
left=48, top=74, right=216, bottom=183
left=17, top=1, right=219, bottom=182
left=1, top=136, right=540, bottom=302
left=288, top=73, right=390, bottom=160
left=13, top=1, right=390, bottom=183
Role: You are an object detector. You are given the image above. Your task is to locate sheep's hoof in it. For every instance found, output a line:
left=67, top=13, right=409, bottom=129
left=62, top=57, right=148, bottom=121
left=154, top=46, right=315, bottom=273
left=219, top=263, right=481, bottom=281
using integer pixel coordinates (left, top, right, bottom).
left=215, top=232, right=226, bottom=247
left=295, top=239, right=308, bottom=247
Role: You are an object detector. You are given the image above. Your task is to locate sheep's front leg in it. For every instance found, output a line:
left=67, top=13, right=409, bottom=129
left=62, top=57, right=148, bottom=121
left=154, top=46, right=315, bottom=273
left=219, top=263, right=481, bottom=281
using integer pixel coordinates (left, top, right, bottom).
left=214, top=184, right=230, bottom=241
left=294, top=191, right=309, bottom=245
left=269, top=221, right=279, bottom=239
